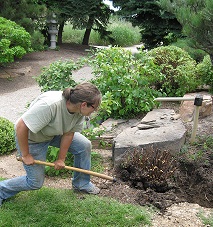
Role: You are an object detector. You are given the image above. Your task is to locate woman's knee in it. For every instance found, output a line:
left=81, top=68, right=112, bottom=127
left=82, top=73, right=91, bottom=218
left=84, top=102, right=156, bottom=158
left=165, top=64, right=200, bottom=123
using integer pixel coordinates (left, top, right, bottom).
left=82, top=138, right=92, bottom=151
left=27, top=176, right=44, bottom=190
left=71, top=133, right=92, bottom=154
left=24, top=165, right=45, bottom=190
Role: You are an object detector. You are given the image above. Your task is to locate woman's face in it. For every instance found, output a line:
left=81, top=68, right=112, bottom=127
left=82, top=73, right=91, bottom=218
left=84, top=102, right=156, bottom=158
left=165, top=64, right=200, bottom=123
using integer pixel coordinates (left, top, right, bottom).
left=80, top=101, right=99, bottom=116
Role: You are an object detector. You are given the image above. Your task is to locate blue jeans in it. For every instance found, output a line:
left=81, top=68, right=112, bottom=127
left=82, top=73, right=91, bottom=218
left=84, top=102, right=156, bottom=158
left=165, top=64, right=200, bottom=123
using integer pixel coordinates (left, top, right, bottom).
left=0, top=132, right=92, bottom=200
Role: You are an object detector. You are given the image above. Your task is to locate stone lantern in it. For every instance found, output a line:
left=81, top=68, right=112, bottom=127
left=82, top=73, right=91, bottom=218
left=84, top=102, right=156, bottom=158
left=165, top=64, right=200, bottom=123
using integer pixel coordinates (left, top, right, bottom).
left=47, top=13, right=58, bottom=49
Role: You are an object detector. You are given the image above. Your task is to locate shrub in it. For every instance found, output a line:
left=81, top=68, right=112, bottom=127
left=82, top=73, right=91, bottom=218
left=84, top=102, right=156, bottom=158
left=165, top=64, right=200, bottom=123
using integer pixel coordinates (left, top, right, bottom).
left=196, top=55, right=213, bottom=93
left=89, top=47, right=162, bottom=119
left=36, top=58, right=86, bottom=92
left=96, top=91, right=119, bottom=122
left=0, top=117, right=16, bottom=155
left=145, top=46, right=199, bottom=96
left=45, top=146, right=73, bottom=176
left=119, top=147, right=177, bottom=192
left=0, top=17, right=32, bottom=65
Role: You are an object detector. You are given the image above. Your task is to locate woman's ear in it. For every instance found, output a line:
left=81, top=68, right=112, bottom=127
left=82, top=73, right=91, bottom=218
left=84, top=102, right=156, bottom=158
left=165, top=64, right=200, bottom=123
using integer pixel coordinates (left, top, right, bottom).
left=81, top=102, right=87, bottom=108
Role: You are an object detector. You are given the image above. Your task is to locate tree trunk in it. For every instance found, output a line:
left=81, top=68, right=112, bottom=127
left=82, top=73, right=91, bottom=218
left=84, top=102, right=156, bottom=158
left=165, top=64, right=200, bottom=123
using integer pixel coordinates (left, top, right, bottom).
left=57, top=21, right=65, bottom=45
left=210, top=54, right=213, bottom=65
left=82, top=28, right=92, bottom=45
left=41, top=27, right=50, bottom=46
left=82, top=16, right=94, bottom=45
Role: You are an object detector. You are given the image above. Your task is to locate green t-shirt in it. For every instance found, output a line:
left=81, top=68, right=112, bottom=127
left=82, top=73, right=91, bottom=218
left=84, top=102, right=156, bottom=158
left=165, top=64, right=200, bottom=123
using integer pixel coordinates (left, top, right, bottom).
left=19, top=91, right=85, bottom=143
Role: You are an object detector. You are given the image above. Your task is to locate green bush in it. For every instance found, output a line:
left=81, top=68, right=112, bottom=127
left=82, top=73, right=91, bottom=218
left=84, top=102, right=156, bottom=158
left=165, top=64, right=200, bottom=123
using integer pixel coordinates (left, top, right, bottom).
left=96, top=91, right=119, bottom=122
left=146, top=46, right=199, bottom=96
left=0, top=117, right=16, bottom=155
left=0, top=17, right=32, bottom=65
left=196, top=55, right=213, bottom=93
left=36, top=59, right=86, bottom=92
left=89, top=47, right=162, bottom=119
left=45, top=147, right=73, bottom=176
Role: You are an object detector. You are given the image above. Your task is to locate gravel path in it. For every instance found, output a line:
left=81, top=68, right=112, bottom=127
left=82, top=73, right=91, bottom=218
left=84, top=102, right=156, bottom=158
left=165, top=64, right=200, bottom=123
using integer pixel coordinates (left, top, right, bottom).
left=0, top=66, right=93, bottom=123
left=0, top=85, right=40, bottom=123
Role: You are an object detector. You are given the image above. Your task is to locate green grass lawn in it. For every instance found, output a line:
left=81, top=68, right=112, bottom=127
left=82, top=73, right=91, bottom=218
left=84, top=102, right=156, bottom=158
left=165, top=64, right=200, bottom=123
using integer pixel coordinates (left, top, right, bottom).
left=0, top=186, right=152, bottom=226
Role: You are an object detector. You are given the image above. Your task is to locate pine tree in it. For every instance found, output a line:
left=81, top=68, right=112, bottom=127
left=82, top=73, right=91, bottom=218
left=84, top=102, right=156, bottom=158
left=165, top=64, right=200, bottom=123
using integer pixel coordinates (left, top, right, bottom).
left=159, top=0, right=213, bottom=63
left=0, top=0, right=46, bottom=34
left=113, top=0, right=182, bottom=49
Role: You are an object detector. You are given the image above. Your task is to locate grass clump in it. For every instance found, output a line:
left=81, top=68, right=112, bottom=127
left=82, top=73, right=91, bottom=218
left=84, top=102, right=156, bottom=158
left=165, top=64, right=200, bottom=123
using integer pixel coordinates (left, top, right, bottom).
left=109, top=18, right=141, bottom=47
left=63, top=16, right=141, bottom=47
left=198, top=211, right=213, bottom=227
left=180, top=135, right=213, bottom=162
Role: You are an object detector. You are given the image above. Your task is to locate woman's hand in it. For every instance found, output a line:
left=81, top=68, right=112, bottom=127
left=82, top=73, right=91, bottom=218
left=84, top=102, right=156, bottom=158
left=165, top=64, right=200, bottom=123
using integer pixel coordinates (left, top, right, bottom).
left=54, top=159, right=65, bottom=170
left=54, top=132, right=74, bottom=170
left=22, top=154, right=35, bottom=165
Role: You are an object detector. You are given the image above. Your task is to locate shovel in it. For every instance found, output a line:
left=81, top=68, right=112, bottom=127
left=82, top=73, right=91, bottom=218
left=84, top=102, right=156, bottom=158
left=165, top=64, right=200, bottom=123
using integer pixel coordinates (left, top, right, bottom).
left=17, top=156, right=116, bottom=182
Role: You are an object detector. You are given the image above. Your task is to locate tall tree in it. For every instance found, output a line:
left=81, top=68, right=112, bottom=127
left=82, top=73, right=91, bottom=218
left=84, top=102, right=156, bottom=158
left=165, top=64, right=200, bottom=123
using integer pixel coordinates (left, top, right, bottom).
left=47, top=0, right=113, bottom=45
left=159, top=0, right=213, bottom=63
left=112, top=0, right=182, bottom=49
left=0, top=0, right=46, bottom=34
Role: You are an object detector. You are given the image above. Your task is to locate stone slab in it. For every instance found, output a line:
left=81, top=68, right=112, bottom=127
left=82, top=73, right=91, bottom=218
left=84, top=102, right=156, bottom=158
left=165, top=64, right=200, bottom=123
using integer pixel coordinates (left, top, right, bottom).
left=112, top=109, right=187, bottom=164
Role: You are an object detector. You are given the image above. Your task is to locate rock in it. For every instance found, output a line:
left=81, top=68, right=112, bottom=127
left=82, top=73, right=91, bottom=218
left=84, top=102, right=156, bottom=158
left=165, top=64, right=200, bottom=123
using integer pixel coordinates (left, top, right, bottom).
left=0, top=66, right=31, bottom=78
left=101, top=118, right=127, bottom=132
left=112, top=109, right=186, bottom=165
left=170, top=114, right=181, bottom=120
left=137, top=123, right=157, bottom=130
left=199, top=95, right=212, bottom=118
left=179, top=92, right=212, bottom=122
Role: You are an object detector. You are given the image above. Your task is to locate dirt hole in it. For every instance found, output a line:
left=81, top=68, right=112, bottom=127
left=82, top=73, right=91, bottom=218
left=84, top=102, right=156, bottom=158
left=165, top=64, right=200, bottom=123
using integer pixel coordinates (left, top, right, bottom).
left=116, top=146, right=213, bottom=211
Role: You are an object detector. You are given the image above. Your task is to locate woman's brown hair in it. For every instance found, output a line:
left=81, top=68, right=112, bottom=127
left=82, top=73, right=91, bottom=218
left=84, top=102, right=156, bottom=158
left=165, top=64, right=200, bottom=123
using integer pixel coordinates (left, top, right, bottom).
left=62, top=82, right=101, bottom=106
